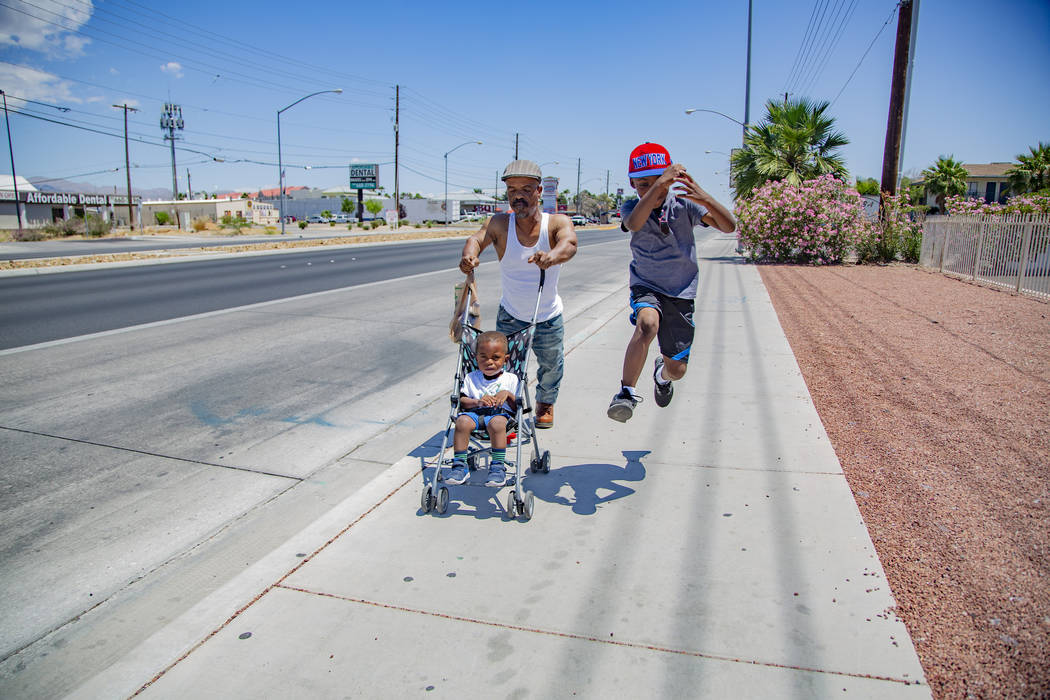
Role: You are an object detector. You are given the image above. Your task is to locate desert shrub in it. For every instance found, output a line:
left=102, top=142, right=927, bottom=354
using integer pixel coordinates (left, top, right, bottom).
left=357, top=221, right=366, bottom=229
left=298, top=220, right=307, bottom=230
left=264, top=226, right=278, bottom=235
left=192, top=216, right=210, bottom=232
left=39, top=217, right=84, bottom=237
left=736, top=174, right=868, bottom=264
left=83, top=214, right=111, bottom=238
left=13, top=227, right=47, bottom=241
left=154, top=211, right=170, bottom=225
left=370, top=220, right=382, bottom=230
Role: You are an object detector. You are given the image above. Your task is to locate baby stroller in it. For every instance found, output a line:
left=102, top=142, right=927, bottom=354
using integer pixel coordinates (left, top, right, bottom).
left=421, top=270, right=552, bottom=521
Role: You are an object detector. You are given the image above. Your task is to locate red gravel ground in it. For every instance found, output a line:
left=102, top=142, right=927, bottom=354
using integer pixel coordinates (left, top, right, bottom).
left=758, top=264, right=1050, bottom=700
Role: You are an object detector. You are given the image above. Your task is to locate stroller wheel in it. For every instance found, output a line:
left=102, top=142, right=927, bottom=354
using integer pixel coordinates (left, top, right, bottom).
left=506, top=491, right=518, bottom=518
left=436, top=487, right=449, bottom=514
left=522, top=491, right=535, bottom=521
left=541, top=450, right=552, bottom=474
left=421, top=485, right=434, bottom=513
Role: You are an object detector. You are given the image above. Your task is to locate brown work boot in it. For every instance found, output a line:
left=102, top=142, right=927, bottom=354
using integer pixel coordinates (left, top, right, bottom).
left=535, top=402, right=554, bottom=429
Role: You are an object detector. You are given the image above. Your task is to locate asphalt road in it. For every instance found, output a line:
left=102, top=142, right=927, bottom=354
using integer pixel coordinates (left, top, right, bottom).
left=0, top=229, right=628, bottom=351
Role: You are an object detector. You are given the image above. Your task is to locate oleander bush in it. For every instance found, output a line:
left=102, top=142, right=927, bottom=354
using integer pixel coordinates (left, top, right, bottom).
left=736, top=174, right=868, bottom=264
left=944, top=191, right=1050, bottom=216
left=855, top=191, right=925, bottom=264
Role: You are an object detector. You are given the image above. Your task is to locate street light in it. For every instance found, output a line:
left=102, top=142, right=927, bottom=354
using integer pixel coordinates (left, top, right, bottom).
left=444, top=140, right=482, bottom=225
left=685, top=108, right=745, bottom=127
left=278, top=89, right=342, bottom=235
left=539, top=161, right=559, bottom=168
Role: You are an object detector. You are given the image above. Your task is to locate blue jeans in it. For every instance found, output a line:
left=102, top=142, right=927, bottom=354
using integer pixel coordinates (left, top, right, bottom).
left=497, top=305, right=564, bottom=405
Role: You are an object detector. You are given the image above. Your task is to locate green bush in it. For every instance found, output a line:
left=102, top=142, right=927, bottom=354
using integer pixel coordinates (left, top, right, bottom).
left=298, top=220, right=308, bottom=230
left=40, top=218, right=84, bottom=237
left=370, top=220, right=382, bottom=230
left=357, top=221, right=366, bottom=229
left=155, top=211, right=170, bottom=225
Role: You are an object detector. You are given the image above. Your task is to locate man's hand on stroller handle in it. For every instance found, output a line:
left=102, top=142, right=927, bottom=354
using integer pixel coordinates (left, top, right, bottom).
left=459, top=254, right=480, bottom=274
left=528, top=251, right=556, bottom=269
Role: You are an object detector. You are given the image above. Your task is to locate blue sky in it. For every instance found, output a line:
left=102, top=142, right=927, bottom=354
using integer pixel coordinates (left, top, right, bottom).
left=1, top=0, right=1047, bottom=203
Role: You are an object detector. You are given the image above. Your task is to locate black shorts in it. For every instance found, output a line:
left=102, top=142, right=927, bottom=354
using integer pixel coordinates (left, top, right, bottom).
left=628, top=285, right=695, bottom=362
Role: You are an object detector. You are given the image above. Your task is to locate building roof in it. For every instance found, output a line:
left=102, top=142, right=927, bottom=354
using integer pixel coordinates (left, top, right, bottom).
left=963, top=163, right=1012, bottom=178
left=0, top=175, right=38, bottom=191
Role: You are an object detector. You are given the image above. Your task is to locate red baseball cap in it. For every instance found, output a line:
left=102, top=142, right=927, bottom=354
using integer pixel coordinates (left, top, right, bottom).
left=628, top=142, right=672, bottom=178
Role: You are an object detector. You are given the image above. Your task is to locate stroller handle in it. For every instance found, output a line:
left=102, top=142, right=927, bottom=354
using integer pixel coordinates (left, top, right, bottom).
left=539, top=268, right=545, bottom=289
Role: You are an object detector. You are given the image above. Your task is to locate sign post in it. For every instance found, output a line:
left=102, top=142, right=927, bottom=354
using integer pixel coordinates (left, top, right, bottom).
left=349, top=163, right=378, bottom=227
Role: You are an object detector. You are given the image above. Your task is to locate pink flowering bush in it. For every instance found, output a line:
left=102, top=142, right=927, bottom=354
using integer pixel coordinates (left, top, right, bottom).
left=855, top=191, right=925, bottom=264
left=944, top=192, right=1050, bottom=216
left=736, top=175, right=868, bottom=264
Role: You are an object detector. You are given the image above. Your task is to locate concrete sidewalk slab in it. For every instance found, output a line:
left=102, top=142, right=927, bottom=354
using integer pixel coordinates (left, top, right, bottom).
left=68, top=233, right=931, bottom=698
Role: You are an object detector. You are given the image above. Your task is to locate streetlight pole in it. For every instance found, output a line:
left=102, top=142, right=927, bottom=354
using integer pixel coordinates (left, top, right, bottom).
left=1, top=90, right=22, bottom=235
left=444, top=140, right=481, bottom=225
left=278, top=89, right=343, bottom=235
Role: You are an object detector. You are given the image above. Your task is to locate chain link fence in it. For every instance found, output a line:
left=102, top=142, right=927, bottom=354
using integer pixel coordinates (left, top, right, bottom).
left=920, top=214, right=1050, bottom=301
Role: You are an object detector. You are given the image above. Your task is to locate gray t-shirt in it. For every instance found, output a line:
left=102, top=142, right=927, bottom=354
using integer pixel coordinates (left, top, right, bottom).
left=621, top=196, right=709, bottom=298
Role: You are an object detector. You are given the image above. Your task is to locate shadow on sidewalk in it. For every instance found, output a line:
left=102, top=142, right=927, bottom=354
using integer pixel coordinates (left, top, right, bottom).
left=415, top=450, right=649, bottom=519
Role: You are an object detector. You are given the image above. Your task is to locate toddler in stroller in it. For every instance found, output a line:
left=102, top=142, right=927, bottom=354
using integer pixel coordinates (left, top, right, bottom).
left=421, top=272, right=552, bottom=520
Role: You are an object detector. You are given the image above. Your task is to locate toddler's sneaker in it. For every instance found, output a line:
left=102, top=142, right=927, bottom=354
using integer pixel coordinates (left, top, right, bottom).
left=607, top=387, right=642, bottom=422
left=653, top=356, right=674, bottom=408
left=485, top=461, right=509, bottom=487
left=443, top=461, right=469, bottom=485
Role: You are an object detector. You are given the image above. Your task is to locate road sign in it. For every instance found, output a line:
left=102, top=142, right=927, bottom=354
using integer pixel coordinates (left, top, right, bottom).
left=349, top=163, right=378, bottom=190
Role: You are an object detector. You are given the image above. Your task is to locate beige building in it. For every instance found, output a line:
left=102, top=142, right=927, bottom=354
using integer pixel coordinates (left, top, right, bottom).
left=141, top=197, right=278, bottom=228
left=914, top=162, right=1013, bottom=209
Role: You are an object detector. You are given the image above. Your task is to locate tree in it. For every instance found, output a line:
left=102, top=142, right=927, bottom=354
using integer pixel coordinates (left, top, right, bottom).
left=341, top=196, right=354, bottom=214
left=855, top=177, right=879, bottom=196
left=1006, top=142, right=1050, bottom=195
left=365, top=199, right=384, bottom=219
left=472, top=188, right=483, bottom=194
left=921, top=155, right=968, bottom=213
left=730, top=97, right=849, bottom=199
left=321, top=209, right=332, bottom=220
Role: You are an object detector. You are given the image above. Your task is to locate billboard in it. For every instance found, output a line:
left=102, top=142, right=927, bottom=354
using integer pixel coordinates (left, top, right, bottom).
left=541, top=176, right=559, bottom=214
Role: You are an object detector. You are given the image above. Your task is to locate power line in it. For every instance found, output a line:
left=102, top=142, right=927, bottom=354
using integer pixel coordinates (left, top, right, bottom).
left=831, top=2, right=901, bottom=105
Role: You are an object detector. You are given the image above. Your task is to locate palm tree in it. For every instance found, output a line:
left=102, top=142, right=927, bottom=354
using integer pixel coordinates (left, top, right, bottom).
left=730, top=97, right=849, bottom=199
left=1006, top=142, right=1050, bottom=195
left=921, top=156, right=968, bottom=213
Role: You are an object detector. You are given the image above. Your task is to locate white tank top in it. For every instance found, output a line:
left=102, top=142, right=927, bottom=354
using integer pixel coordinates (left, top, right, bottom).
left=500, top=212, right=563, bottom=322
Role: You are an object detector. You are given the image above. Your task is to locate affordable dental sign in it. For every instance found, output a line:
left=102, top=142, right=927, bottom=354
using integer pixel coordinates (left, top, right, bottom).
left=0, top=191, right=141, bottom=205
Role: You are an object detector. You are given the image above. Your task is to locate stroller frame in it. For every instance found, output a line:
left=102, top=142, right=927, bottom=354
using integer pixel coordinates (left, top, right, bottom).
left=421, top=270, right=551, bottom=521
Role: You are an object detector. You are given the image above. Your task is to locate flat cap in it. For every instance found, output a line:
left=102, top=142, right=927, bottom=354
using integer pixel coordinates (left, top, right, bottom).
left=501, top=159, right=542, bottom=182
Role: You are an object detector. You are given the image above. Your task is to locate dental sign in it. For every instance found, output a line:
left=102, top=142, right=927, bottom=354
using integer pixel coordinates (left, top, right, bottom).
left=349, top=163, right=378, bottom=190
left=0, top=191, right=140, bottom=204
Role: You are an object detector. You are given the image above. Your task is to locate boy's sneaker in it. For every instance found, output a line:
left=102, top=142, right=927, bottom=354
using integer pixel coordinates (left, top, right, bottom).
left=443, top=462, right=469, bottom=485
left=607, top=388, right=641, bottom=422
left=653, top=357, right=674, bottom=408
left=485, top=461, right=509, bottom=487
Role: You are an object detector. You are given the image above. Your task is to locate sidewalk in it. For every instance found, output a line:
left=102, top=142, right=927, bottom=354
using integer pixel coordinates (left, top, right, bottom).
left=69, top=233, right=931, bottom=699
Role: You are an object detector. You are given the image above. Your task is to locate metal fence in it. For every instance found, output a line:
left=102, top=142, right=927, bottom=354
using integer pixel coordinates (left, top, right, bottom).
left=920, top=214, right=1050, bottom=301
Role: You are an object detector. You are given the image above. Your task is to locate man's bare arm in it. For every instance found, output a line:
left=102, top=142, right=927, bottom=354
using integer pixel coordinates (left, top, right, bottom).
left=459, top=219, right=495, bottom=273
left=529, top=215, right=578, bottom=269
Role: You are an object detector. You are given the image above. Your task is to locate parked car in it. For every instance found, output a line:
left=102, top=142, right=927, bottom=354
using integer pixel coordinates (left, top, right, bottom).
left=307, top=215, right=325, bottom=223
left=571, top=214, right=587, bottom=226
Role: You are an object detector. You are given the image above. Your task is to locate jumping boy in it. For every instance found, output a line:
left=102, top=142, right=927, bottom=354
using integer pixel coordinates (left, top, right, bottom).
left=444, top=330, right=520, bottom=487
left=607, top=142, right=737, bottom=422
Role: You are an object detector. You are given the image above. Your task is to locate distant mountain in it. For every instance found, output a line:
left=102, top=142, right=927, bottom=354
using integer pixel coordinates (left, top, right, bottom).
left=28, top=177, right=173, bottom=200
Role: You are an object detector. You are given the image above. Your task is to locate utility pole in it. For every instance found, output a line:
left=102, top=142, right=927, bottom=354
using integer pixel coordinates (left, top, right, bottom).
left=515, top=133, right=519, bottom=160
left=186, top=168, right=191, bottom=199
left=394, top=84, right=400, bottom=230
left=113, top=103, right=138, bottom=230
left=744, top=0, right=752, bottom=141
left=495, top=171, right=499, bottom=212
left=880, top=0, right=915, bottom=197
left=575, top=158, right=581, bottom=214
left=1, top=90, right=22, bottom=235
left=160, top=103, right=184, bottom=200
left=605, top=169, right=610, bottom=215
left=897, top=0, right=920, bottom=193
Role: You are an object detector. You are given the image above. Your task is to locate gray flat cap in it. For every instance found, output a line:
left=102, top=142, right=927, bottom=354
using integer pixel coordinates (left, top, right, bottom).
left=501, top=159, right=542, bottom=182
